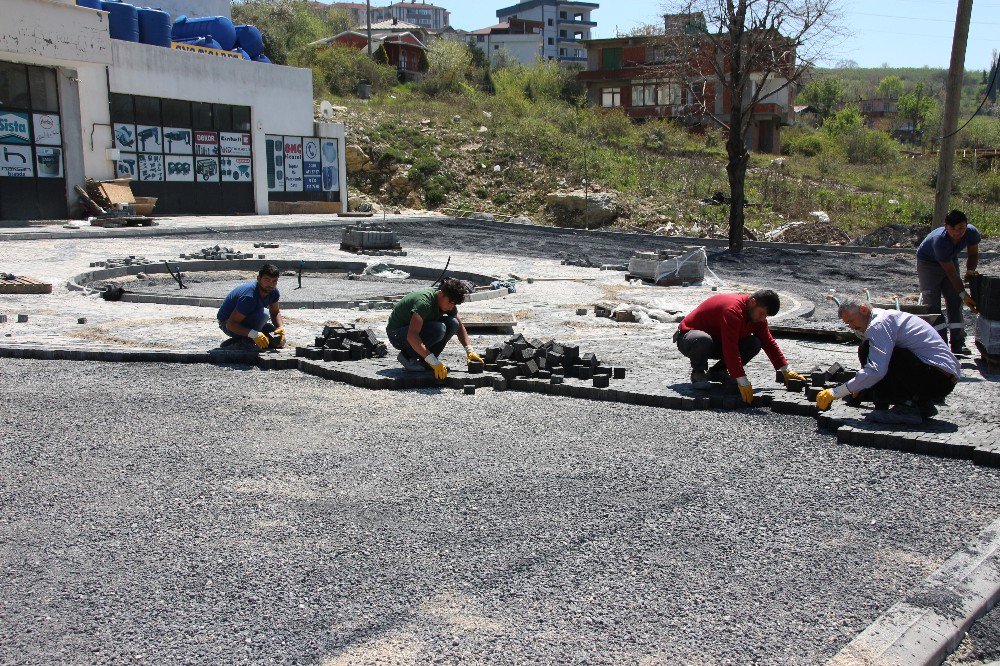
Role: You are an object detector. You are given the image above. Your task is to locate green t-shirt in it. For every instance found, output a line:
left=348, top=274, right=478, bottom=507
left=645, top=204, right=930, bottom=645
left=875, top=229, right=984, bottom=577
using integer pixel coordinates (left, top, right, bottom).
left=386, top=289, right=457, bottom=331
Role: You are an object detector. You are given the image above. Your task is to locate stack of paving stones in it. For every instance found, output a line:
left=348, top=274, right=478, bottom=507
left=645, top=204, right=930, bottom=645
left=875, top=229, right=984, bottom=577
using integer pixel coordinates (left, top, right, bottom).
left=481, top=334, right=626, bottom=389
left=969, top=274, right=1000, bottom=369
left=90, top=256, right=158, bottom=268
left=770, top=362, right=857, bottom=416
left=561, top=255, right=597, bottom=268
left=295, top=323, right=389, bottom=362
left=179, top=246, right=263, bottom=260
left=340, top=223, right=405, bottom=256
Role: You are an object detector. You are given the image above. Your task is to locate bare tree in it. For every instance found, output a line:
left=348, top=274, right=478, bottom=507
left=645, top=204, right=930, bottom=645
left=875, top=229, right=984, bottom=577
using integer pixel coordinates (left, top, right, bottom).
left=657, top=0, right=841, bottom=252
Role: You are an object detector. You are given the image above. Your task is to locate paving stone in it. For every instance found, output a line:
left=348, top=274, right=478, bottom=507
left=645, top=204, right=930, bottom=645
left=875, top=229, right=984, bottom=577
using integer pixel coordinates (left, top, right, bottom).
left=17, top=315, right=28, bottom=323
left=593, top=375, right=609, bottom=389
left=464, top=385, right=475, bottom=395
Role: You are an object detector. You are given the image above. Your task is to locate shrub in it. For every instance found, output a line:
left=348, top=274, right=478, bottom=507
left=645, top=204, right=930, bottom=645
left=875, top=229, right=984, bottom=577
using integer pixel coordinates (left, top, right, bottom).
left=971, top=172, right=1000, bottom=205
left=838, top=127, right=898, bottom=165
left=783, top=128, right=827, bottom=157
left=298, top=44, right=397, bottom=97
left=823, top=106, right=864, bottom=138
left=642, top=120, right=695, bottom=154
left=407, top=150, right=441, bottom=182
left=419, top=39, right=472, bottom=96
left=424, top=174, right=452, bottom=206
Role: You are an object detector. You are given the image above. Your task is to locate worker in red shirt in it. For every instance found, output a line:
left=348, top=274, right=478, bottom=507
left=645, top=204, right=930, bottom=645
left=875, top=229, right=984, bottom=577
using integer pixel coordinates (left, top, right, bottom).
left=674, top=289, right=806, bottom=404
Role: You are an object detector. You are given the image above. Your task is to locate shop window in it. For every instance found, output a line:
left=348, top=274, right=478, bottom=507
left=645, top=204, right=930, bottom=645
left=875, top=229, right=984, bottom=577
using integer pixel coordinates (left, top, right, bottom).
left=232, top=106, right=251, bottom=132
left=0, top=61, right=29, bottom=110
left=110, top=93, right=135, bottom=123
left=192, top=102, right=213, bottom=130
left=27, top=67, right=59, bottom=113
left=134, top=95, right=161, bottom=126
left=213, top=103, right=233, bottom=132
left=161, top=98, right=191, bottom=128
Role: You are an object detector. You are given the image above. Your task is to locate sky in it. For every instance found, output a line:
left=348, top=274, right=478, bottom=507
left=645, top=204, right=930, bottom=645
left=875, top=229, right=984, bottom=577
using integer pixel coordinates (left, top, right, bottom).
left=351, top=0, right=999, bottom=71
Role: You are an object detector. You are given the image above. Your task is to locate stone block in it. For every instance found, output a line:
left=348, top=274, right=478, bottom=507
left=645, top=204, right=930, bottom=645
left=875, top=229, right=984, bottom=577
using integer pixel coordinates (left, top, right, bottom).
left=804, top=386, right=822, bottom=401
left=323, top=349, right=336, bottom=362
left=775, top=370, right=785, bottom=383
left=593, top=366, right=611, bottom=376
left=576, top=308, right=588, bottom=316
left=464, top=384, right=476, bottom=395
left=468, top=361, right=484, bottom=374
left=593, top=375, right=610, bottom=389
left=786, top=379, right=804, bottom=393
left=492, top=377, right=508, bottom=392
left=0, top=314, right=6, bottom=323
left=613, top=367, right=626, bottom=379
left=810, top=371, right=826, bottom=387
left=578, top=366, right=593, bottom=380
left=16, top=314, right=28, bottom=323
left=77, top=317, right=88, bottom=325
left=550, top=375, right=563, bottom=385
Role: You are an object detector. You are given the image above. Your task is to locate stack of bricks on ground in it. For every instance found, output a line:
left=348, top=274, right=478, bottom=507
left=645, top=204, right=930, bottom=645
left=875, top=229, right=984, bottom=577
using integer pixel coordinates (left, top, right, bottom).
left=970, top=274, right=1000, bottom=364
left=479, top=334, right=627, bottom=389
left=180, top=246, right=266, bottom=260
left=90, top=256, right=159, bottom=268
left=779, top=363, right=859, bottom=401
left=296, top=324, right=389, bottom=361
left=340, top=223, right=406, bottom=256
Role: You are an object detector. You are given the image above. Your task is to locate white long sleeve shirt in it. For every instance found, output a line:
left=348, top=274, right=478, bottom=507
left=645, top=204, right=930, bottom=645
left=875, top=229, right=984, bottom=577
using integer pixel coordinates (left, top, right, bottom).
left=833, top=308, right=960, bottom=397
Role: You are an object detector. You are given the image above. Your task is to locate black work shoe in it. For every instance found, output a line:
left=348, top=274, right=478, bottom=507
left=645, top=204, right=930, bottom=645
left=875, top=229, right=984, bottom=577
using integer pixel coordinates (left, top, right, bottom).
left=707, top=366, right=730, bottom=383
left=691, top=369, right=710, bottom=390
left=917, top=400, right=939, bottom=420
left=866, top=404, right=923, bottom=426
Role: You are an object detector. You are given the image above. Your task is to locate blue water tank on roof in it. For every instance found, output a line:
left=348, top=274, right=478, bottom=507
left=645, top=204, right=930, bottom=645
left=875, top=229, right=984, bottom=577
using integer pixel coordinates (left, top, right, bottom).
left=254, top=54, right=272, bottom=64
left=174, top=36, right=222, bottom=50
left=101, top=1, right=140, bottom=42
left=172, top=15, right=237, bottom=51
left=76, top=0, right=104, bottom=10
left=234, top=25, right=264, bottom=59
left=137, top=7, right=172, bottom=47
left=231, top=48, right=251, bottom=60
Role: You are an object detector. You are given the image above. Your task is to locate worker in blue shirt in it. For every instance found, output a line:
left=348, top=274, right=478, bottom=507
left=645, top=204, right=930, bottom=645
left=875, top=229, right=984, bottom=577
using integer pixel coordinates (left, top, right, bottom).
left=218, top=263, right=285, bottom=351
left=915, top=209, right=980, bottom=353
left=816, top=299, right=960, bottom=425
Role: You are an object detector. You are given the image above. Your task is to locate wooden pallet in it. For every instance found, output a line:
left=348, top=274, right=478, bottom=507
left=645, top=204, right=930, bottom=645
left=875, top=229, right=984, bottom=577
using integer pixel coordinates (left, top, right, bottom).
left=461, top=312, right=516, bottom=334
left=0, top=275, right=52, bottom=294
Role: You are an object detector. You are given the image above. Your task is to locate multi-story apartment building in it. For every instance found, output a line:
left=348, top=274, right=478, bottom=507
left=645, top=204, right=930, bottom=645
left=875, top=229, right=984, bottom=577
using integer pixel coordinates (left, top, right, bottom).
left=331, top=2, right=450, bottom=31
left=495, top=0, right=598, bottom=64
left=470, top=18, right=544, bottom=66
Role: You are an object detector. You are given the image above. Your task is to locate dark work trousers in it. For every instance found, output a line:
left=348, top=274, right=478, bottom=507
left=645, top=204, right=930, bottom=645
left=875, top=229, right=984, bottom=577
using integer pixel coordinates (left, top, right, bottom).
left=218, top=310, right=273, bottom=338
left=916, top=258, right=964, bottom=350
left=387, top=315, right=459, bottom=360
left=675, top=330, right=762, bottom=372
left=858, top=340, right=957, bottom=407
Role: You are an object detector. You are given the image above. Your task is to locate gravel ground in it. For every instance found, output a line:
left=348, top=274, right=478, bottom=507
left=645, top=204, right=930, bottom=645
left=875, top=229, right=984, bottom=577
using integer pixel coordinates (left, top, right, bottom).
left=4, top=359, right=1000, bottom=664
left=946, top=605, right=1000, bottom=665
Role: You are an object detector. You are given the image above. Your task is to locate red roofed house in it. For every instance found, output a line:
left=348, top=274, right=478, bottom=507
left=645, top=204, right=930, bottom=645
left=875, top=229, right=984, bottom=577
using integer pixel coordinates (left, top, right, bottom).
left=312, top=20, right=429, bottom=82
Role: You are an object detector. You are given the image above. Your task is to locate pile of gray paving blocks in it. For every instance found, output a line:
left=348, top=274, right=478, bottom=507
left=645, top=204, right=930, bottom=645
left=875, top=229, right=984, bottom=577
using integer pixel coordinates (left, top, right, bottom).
left=770, top=363, right=858, bottom=415
left=480, top=334, right=627, bottom=389
left=340, top=223, right=405, bottom=256
left=969, top=274, right=1000, bottom=361
left=295, top=323, right=389, bottom=362
left=90, top=255, right=158, bottom=268
left=180, top=246, right=262, bottom=261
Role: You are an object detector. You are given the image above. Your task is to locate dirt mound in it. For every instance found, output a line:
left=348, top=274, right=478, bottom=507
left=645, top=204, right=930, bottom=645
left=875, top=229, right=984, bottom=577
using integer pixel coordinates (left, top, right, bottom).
left=851, top=223, right=933, bottom=248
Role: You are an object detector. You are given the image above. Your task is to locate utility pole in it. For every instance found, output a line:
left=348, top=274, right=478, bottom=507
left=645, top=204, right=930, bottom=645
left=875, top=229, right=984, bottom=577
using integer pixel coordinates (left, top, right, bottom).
left=933, top=0, right=974, bottom=226
left=366, top=0, right=373, bottom=56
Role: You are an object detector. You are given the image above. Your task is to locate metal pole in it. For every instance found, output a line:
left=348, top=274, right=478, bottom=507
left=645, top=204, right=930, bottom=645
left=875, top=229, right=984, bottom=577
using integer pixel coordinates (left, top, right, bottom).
left=933, top=0, right=974, bottom=226
left=366, top=0, right=373, bottom=56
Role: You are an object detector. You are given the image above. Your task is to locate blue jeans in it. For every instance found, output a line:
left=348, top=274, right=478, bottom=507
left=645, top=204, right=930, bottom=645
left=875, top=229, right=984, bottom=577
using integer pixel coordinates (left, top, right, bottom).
left=218, top=309, right=272, bottom=338
left=387, top=315, right=459, bottom=359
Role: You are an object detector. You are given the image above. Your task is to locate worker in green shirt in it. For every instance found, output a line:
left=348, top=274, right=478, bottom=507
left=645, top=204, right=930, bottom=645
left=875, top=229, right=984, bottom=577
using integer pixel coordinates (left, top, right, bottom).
left=386, top=278, right=482, bottom=379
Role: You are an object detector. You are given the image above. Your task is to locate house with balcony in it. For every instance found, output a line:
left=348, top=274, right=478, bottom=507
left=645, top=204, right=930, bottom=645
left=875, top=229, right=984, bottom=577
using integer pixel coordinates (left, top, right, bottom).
left=329, top=2, right=450, bottom=30
left=495, top=0, right=598, bottom=64
left=575, top=16, right=794, bottom=153
left=470, top=18, right=544, bottom=66
left=313, top=22, right=429, bottom=82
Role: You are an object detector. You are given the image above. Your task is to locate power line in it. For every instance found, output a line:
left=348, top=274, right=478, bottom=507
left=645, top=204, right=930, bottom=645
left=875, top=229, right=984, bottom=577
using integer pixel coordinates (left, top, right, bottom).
left=848, top=28, right=999, bottom=44
left=852, top=11, right=1000, bottom=25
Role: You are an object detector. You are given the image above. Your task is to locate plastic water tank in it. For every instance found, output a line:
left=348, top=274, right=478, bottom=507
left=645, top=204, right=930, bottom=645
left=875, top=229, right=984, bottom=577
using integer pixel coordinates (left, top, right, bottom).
left=172, top=15, right=237, bottom=51
left=234, top=25, right=264, bottom=59
left=175, top=36, right=222, bottom=50
left=231, top=48, right=251, bottom=61
left=76, top=0, right=104, bottom=10
left=254, top=54, right=272, bottom=64
left=137, top=7, right=172, bottom=47
left=101, top=1, right=140, bottom=42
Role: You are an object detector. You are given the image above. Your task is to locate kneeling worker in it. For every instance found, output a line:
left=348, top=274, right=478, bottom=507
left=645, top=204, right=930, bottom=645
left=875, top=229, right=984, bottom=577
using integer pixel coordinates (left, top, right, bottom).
left=386, top=278, right=482, bottom=380
left=218, top=263, right=285, bottom=351
left=816, top=299, right=960, bottom=424
left=675, top=289, right=806, bottom=404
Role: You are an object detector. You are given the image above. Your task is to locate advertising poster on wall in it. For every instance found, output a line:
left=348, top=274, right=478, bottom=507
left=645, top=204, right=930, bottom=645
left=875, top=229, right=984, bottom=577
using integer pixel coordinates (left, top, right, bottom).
left=302, top=137, right=321, bottom=192
left=32, top=114, right=61, bottom=146
left=114, top=123, right=137, bottom=151
left=136, top=125, right=163, bottom=153
left=194, top=131, right=219, bottom=156
left=320, top=138, right=340, bottom=192
left=35, top=147, right=63, bottom=179
left=0, top=112, right=31, bottom=145
left=194, top=157, right=220, bottom=182
left=116, top=153, right=138, bottom=179
left=138, top=153, right=164, bottom=181
left=0, top=145, right=34, bottom=177
left=163, top=127, right=193, bottom=155
left=220, top=132, right=252, bottom=157
left=165, top=155, right=194, bottom=182
left=221, top=156, right=253, bottom=183
left=265, top=135, right=284, bottom=192
left=283, top=136, right=303, bottom=192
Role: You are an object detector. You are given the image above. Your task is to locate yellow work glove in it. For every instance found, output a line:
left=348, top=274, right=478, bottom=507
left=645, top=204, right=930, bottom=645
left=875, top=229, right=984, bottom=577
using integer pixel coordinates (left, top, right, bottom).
left=960, top=290, right=979, bottom=313
left=248, top=329, right=269, bottom=351
left=781, top=368, right=806, bottom=384
left=816, top=389, right=836, bottom=411
left=736, top=377, right=754, bottom=405
left=272, top=327, right=286, bottom=348
left=466, top=347, right=483, bottom=364
left=424, top=353, right=448, bottom=381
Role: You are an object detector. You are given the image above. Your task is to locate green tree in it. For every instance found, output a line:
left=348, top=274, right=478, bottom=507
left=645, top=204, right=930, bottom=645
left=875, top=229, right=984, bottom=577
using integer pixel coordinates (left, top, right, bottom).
left=897, top=82, right=937, bottom=143
left=875, top=75, right=904, bottom=99
left=797, top=77, right=845, bottom=121
left=231, top=0, right=351, bottom=66
left=295, top=43, right=398, bottom=97
left=823, top=105, right=863, bottom=136
left=419, top=39, right=473, bottom=95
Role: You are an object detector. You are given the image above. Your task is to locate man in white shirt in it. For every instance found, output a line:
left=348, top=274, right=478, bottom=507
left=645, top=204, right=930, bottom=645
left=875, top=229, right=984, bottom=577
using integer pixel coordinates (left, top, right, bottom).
left=816, top=299, right=960, bottom=425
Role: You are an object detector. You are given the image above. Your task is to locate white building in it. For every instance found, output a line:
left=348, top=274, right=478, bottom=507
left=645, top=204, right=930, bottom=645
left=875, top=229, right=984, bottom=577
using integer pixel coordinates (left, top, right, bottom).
left=0, top=0, right=347, bottom=221
left=495, top=0, right=598, bottom=64
left=470, top=20, right=544, bottom=67
left=331, top=2, right=450, bottom=31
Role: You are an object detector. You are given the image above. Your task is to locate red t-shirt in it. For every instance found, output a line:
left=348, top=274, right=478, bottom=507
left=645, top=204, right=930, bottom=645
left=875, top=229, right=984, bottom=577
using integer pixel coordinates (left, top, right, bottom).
left=678, top=293, right=787, bottom=379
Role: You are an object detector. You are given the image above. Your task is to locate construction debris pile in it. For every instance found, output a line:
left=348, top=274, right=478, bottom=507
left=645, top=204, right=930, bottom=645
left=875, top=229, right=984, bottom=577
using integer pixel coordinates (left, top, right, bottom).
left=480, top=334, right=626, bottom=388
left=296, top=323, right=389, bottom=362
left=90, top=255, right=158, bottom=268
left=341, top=222, right=405, bottom=256
left=180, top=246, right=264, bottom=260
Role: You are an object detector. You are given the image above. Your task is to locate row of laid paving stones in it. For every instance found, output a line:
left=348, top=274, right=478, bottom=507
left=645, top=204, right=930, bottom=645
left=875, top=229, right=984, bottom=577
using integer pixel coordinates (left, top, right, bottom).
left=2, top=339, right=998, bottom=471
